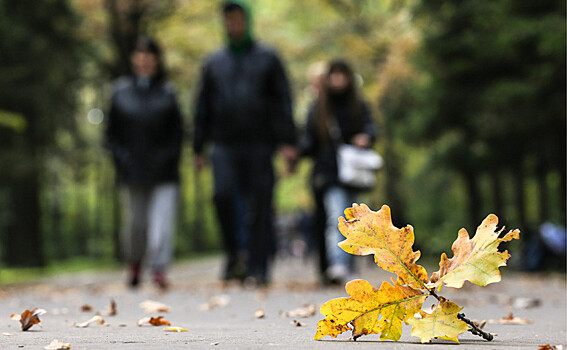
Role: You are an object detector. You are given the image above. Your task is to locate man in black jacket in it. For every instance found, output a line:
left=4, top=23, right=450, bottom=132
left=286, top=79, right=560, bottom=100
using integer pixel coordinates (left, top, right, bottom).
left=193, top=1, right=297, bottom=286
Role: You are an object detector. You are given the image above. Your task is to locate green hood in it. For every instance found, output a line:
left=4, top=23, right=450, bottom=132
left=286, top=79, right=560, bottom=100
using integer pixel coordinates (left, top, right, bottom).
left=224, top=0, right=254, bottom=54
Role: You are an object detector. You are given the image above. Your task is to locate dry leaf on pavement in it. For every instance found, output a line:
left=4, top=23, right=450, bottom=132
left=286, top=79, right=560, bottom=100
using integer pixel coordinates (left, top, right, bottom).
left=137, top=316, right=171, bottom=327
left=104, top=299, right=117, bottom=316
left=74, top=315, right=108, bottom=328
left=80, top=304, right=93, bottom=312
left=10, top=308, right=46, bottom=331
left=163, top=327, right=189, bottom=332
left=44, top=339, right=71, bottom=350
left=140, top=300, right=171, bottom=313
left=291, top=320, right=306, bottom=327
left=280, top=304, right=316, bottom=318
left=254, top=309, right=265, bottom=319
left=538, top=345, right=563, bottom=350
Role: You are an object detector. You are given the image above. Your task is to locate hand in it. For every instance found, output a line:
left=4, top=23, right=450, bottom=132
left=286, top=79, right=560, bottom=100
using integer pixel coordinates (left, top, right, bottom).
left=351, top=133, right=371, bottom=148
left=279, top=145, right=299, bottom=175
left=194, top=155, right=205, bottom=172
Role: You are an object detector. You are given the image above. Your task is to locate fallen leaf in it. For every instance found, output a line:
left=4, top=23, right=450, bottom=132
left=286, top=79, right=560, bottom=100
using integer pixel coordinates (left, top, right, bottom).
left=211, top=342, right=220, bottom=345
left=2, top=333, right=12, bottom=336
left=254, top=309, right=265, bottom=319
left=163, top=327, right=189, bottom=332
left=11, top=308, right=46, bottom=331
left=291, top=320, right=306, bottom=327
left=488, top=312, right=531, bottom=325
left=74, top=315, right=108, bottom=328
left=539, top=345, right=563, bottom=350
left=198, top=295, right=231, bottom=311
left=280, top=304, right=316, bottom=318
left=105, top=299, right=117, bottom=316
left=407, top=301, right=469, bottom=343
left=44, top=339, right=71, bottom=350
left=315, top=279, right=427, bottom=341
left=80, top=304, right=93, bottom=312
left=431, top=214, right=520, bottom=289
left=337, top=204, right=429, bottom=289
left=137, top=316, right=171, bottom=327
left=140, top=300, right=171, bottom=313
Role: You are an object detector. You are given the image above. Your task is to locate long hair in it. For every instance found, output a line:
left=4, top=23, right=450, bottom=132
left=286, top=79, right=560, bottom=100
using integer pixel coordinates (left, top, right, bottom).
left=315, top=59, right=364, bottom=143
left=132, top=35, right=166, bottom=80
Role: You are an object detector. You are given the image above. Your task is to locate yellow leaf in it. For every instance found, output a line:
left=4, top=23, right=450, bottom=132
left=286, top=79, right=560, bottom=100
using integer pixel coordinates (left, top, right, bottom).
left=163, top=327, right=189, bottom=332
left=407, top=301, right=468, bottom=343
left=431, top=214, right=520, bottom=289
left=314, top=279, right=427, bottom=341
left=338, top=204, right=428, bottom=289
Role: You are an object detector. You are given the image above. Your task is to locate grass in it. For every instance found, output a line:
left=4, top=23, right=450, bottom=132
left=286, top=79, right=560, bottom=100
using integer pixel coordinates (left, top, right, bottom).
left=0, top=251, right=221, bottom=286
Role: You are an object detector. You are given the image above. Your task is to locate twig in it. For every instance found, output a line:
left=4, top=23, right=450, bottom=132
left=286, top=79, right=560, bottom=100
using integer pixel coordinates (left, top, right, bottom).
left=457, top=313, right=493, bottom=341
left=428, top=289, right=493, bottom=341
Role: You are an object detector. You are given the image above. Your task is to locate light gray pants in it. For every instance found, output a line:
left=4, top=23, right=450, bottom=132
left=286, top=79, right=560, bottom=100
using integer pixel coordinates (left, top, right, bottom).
left=121, top=183, right=179, bottom=272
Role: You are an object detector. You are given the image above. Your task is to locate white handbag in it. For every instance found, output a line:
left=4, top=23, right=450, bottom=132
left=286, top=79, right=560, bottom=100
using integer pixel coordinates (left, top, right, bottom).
left=327, top=115, right=383, bottom=190
left=337, top=144, right=383, bottom=190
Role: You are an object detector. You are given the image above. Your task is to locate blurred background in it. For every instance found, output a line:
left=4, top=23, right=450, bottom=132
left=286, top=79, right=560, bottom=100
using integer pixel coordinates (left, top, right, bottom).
left=0, top=0, right=564, bottom=276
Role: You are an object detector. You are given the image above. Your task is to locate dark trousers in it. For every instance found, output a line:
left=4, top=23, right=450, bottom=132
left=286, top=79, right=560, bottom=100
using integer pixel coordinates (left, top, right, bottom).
left=211, top=143, right=275, bottom=280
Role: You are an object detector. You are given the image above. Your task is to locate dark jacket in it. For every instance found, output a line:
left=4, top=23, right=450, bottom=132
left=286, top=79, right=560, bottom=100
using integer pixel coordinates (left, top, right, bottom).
left=193, top=42, right=295, bottom=154
left=105, top=76, right=183, bottom=185
left=301, top=98, right=376, bottom=190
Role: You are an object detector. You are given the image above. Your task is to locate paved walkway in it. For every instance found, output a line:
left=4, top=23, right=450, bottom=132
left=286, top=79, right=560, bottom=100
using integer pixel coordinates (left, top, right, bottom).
left=0, top=255, right=565, bottom=349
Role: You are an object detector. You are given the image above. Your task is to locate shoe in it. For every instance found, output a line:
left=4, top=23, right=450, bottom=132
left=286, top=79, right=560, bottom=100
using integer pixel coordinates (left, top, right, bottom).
left=152, top=271, right=169, bottom=290
left=128, top=262, right=141, bottom=288
left=326, top=264, right=349, bottom=286
left=222, top=254, right=247, bottom=282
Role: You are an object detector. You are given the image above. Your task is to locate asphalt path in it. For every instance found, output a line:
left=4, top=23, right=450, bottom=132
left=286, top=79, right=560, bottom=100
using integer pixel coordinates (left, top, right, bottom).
left=0, top=255, right=565, bottom=349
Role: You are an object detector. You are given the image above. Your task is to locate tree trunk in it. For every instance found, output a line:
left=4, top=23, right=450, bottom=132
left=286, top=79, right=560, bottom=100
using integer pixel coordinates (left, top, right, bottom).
left=463, top=171, right=481, bottom=229
left=536, top=168, right=548, bottom=224
left=512, top=169, right=529, bottom=237
left=490, top=172, right=504, bottom=218
left=4, top=156, right=45, bottom=267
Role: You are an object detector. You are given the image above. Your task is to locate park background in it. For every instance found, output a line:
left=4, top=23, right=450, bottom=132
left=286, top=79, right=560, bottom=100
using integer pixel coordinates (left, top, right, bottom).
left=0, top=0, right=565, bottom=277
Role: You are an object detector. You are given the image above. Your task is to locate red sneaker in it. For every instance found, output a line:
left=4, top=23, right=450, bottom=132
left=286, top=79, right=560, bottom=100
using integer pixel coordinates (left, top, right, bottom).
left=152, top=271, right=169, bottom=290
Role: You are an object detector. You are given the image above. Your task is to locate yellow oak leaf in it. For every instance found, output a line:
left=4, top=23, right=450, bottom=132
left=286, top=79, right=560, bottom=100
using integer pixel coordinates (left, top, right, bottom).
left=338, top=204, right=429, bottom=289
left=314, top=279, right=427, bottom=341
left=430, top=214, right=520, bottom=289
left=407, top=301, right=469, bottom=343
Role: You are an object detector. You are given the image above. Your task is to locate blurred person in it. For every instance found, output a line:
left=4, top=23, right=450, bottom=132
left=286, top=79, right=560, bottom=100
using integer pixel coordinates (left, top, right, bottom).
left=301, top=59, right=376, bottom=285
left=193, top=1, right=297, bottom=286
left=105, top=36, right=183, bottom=290
left=305, top=61, right=330, bottom=283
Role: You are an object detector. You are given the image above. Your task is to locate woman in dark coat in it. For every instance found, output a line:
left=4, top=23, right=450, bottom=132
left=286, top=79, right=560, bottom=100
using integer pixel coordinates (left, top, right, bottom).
left=301, top=59, right=376, bottom=285
left=105, top=36, right=183, bottom=289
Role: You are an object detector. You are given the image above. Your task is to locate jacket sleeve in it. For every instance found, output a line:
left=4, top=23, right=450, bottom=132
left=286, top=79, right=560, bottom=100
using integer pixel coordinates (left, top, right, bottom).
left=105, top=90, right=133, bottom=169
left=268, top=53, right=296, bottom=146
left=193, top=61, right=211, bottom=155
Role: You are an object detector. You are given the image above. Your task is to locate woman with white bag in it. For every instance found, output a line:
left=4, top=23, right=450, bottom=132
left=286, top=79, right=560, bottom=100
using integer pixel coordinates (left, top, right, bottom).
left=301, top=59, right=378, bottom=285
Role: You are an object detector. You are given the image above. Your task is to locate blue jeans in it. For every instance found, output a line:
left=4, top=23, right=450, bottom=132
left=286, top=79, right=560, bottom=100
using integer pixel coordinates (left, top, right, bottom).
left=323, top=186, right=358, bottom=271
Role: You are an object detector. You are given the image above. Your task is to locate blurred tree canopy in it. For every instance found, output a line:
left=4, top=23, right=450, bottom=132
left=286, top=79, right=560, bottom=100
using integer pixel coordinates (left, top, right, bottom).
left=0, top=0, right=564, bottom=268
